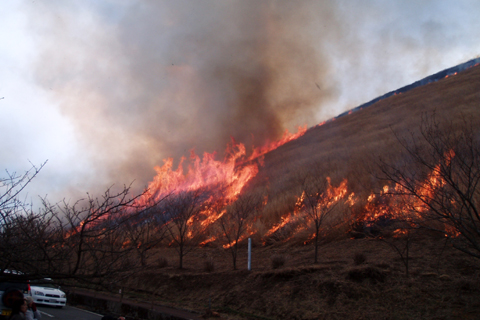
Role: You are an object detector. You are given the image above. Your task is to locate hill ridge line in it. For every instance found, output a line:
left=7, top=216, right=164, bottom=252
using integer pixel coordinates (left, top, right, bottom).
left=307, top=56, right=480, bottom=133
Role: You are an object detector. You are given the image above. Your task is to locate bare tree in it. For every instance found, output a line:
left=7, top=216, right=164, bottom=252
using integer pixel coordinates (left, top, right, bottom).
left=160, top=188, right=208, bottom=269
left=35, top=185, right=152, bottom=285
left=379, top=112, right=480, bottom=259
left=0, top=172, right=159, bottom=288
left=0, top=161, right=46, bottom=214
left=296, top=174, right=348, bottom=264
left=218, top=191, right=264, bottom=270
left=123, top=204, right=168, bottom=267
left=364, top=190, right=421, bottom=278
left=0, top=162, right=47, bottom=277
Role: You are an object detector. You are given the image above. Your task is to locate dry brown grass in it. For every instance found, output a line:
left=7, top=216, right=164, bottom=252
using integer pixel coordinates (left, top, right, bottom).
left=105, top=65, right=480, bottom=319
left=157, top=256, right=169, bottom=268
left=270, top=254, right=286, bottom=269
left=203, top=256, right=215, bottom=273
left=241, top=64, right=480, bottom=242
left=353, top=252, right=367, bottom=266
left=115, top=234, right=480, bottom=320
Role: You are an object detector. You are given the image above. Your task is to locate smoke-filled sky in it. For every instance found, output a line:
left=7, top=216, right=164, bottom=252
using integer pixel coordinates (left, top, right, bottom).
left=1, top=0, right=480, bottom=205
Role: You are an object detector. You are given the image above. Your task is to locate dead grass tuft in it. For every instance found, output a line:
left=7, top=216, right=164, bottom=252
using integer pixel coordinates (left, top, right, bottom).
left=374, top=261, right=391, bottom=269
left=353, top=252, right=367, bottom=265
left=270, top=254, right=286, bottom=269
left=91, top=66, right=480, bottom=320
left=346, top=265, right=387, bottom=283
left=204, top=257, right=215, bottom=273
left=157, top=256, right=169, bottom=268
left=455, top=278, right=480, bottom=292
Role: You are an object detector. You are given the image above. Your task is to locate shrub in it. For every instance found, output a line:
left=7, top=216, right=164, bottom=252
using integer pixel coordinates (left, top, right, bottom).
left=353, top=252, right=367, bottom=265
left=158, top=256, right=169, bottom=268
left=375, top=262, right=390, bottom=269
left=455, top=278, right=479, bottom=291
left=346, top=266, right=386, bottom=283
left=204, top=257, right=215, bottom=272
left=271, top=254, right=286, bottom=269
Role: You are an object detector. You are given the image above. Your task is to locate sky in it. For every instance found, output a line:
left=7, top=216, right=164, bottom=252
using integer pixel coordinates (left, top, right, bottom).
left=1, top=0, right=480, bottom=206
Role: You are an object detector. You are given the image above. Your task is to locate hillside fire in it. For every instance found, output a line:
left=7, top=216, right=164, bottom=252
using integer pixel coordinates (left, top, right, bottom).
left=114, top=132, right=459, bottom=250
left=67, top=127, right=463, bottom=251
left=58, top=59, right=480, bottom=255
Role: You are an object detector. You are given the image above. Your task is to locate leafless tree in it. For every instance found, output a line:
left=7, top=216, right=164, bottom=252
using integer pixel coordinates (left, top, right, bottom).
left=379, top=112, right=480, bottom=259
left=0, top=162, right=47, bottom=277
left=123, top=203, right=168, bottom=267
left=366, top=191, right=421, bottom=278
left=218, top=191, right=264, bottom=270
left=34, top=185, right=152, bottom=286
left=296, top=173, right=348, bottom=264
left=0, top=164, right=160, bottom=287
left=160, top=188, right=208, bottom=269
left=0, top=161, right=46, bottom=215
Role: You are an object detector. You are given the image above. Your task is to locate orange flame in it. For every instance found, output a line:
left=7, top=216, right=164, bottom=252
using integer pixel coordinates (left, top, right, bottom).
left=130, top=126, right=308, bottom=242
left=263, top=178, right=352, bottom=242
left=139, top=126, right=307, bottom=206
left=246, top=126, right=307, bottom=161
left=358, top=150, right=456, bottom=235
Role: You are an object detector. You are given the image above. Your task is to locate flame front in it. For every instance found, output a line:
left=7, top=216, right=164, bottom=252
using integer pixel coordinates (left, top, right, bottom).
left=65, top=124, right=462, bottom=248
left=357, top=150, right=457, bottom=237
left=130, top=127, right=308, bottom=241
left=263, top=178, right=353, bottom=243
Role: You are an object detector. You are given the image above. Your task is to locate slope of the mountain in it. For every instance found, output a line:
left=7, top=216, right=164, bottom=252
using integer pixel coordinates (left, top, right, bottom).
left=90, top=60, right=480, bottom=320
left=337, top=57, right=480, bottom=117
left=254, top=62, right=480, bottom=207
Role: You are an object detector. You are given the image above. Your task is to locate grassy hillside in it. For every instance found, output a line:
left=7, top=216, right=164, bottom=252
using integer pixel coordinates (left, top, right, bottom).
left=250, top=63, right=480, bottom=237
left=261, top=61, right=480, bottom=188
left=91, top=64, right=480, bottom=320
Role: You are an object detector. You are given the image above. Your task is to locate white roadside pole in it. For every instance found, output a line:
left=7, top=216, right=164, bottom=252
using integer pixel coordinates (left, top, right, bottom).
left=248, top=238, right=252, bottom=271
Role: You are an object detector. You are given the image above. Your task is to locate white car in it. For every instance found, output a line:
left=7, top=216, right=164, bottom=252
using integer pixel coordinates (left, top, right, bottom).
left=30, top=280, right=66, bottom=308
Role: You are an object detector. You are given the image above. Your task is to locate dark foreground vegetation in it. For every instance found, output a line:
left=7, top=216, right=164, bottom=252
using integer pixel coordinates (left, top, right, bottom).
left=117, top=235, right=479, bottom=320
left=2, top=62, right=480, bottom=319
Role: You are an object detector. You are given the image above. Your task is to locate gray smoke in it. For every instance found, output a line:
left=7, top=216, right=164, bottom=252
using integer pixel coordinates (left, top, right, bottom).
left=22, top=0, right=480, bottom=200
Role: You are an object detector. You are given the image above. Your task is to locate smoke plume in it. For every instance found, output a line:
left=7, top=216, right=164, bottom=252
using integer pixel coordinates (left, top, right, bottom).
left=27, top=1, right=339, bottom=194
left=22, top=0, right=480, bottom=199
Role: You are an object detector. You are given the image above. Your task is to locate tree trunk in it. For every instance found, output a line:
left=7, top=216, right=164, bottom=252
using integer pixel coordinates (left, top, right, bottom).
left=179, top=244, right=184, bottom=269
left=232, top=242, right=238, bottom=270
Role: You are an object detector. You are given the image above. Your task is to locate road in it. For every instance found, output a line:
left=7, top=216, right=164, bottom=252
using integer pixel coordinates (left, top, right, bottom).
left=71, top=289, right=203, bottom=320
left=37, top=305, right=104, bottom=320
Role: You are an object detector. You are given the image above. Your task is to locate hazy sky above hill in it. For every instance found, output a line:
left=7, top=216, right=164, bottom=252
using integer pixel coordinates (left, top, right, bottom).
left=1, top=0, right=480, bottom=204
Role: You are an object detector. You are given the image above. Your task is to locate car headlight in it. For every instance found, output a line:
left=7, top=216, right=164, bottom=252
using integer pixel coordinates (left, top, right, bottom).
left=34, top=291, right=44, bottom=296
left=61, top=294, right=66, bottom=298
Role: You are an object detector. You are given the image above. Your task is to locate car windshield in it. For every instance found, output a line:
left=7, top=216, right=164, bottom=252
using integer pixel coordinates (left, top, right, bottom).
left=31, top=279, right=60, bottom=289
left=37, top=283, right=58, bottom=288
